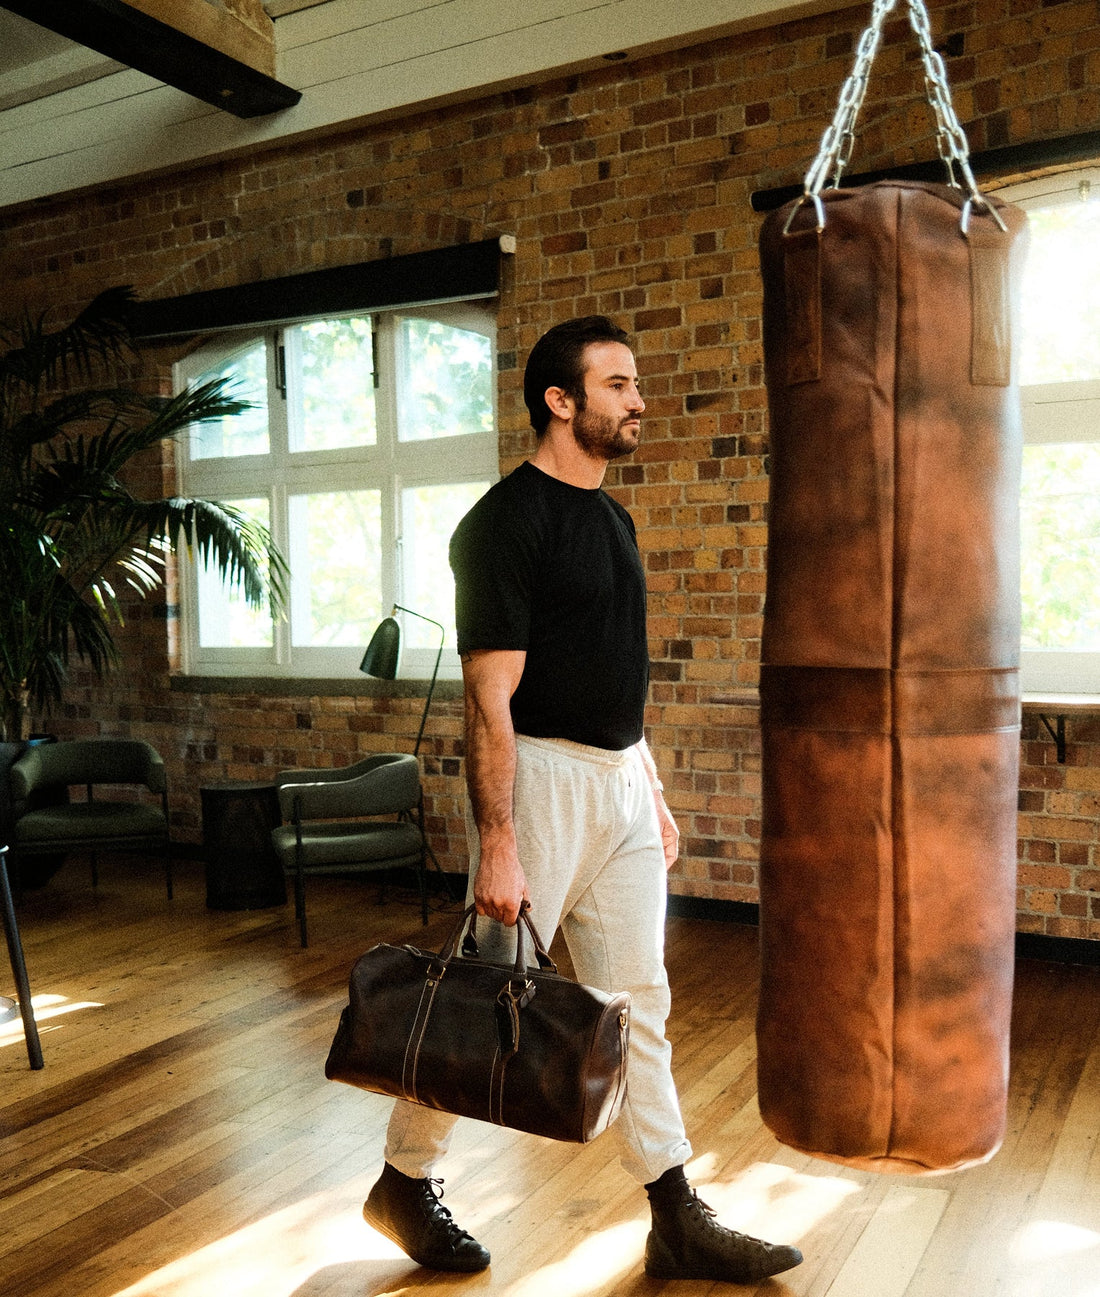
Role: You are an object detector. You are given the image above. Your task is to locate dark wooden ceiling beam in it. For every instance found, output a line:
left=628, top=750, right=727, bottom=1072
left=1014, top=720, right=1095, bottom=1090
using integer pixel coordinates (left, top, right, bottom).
left=0, top=0, right=300, bottom=118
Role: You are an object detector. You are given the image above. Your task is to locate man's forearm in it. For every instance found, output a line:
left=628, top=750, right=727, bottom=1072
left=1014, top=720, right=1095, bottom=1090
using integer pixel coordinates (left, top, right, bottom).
left=464, top=686, right=518, bottom=848
left=460, top=648, right=529, bottom=922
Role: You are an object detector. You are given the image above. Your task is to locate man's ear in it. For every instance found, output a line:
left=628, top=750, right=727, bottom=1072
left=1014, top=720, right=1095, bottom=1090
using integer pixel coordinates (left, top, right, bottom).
left=543, top=385, right=573, bottom=422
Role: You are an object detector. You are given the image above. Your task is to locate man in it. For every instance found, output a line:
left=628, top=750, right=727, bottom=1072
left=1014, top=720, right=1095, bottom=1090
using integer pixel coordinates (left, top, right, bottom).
left=363, top=316, right=803, bottom=1284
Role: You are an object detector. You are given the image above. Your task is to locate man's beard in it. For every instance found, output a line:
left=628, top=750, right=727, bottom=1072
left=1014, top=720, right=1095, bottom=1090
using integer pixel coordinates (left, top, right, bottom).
left=573, top=405, right=640, bottom=460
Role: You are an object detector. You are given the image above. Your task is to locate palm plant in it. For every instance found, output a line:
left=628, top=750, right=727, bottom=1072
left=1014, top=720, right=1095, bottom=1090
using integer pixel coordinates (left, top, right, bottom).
left=0, top=286, right=287, bottom=741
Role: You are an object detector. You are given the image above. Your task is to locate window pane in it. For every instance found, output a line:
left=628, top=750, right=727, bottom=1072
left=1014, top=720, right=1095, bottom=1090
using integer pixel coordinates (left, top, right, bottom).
left=190, top=340, right=269, bottom=459
left=1021, top=443, right=1100, bottom=650
left=197, top=498, right=272, bottom=647
left=397, top=318, right=493, bottom=442
left=289, top=490, right=382, bottom=646
left=402, top=481, right=492, bottom=648
left=290, top=317, right=376, bottom=452
left=1021, top=198, right=1100, bottom=384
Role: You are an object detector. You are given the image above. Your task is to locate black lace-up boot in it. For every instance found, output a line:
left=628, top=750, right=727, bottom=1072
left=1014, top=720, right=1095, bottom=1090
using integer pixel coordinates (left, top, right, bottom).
left=644, top=1166, right=803, bottom=1283
left=363, top=1162, right=490, bottom=1272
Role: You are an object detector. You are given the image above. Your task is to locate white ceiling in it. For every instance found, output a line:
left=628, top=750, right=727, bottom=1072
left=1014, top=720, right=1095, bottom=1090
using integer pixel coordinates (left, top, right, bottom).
left=0, top=0, right=839, bottom=213
left=0, top=11, right=121, bottom=111
left=0, top=10, right=69, bottom=73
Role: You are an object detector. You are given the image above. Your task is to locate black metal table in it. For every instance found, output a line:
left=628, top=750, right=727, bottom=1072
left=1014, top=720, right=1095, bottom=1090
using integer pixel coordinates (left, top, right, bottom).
left=200, top=781, right=287, bottom=911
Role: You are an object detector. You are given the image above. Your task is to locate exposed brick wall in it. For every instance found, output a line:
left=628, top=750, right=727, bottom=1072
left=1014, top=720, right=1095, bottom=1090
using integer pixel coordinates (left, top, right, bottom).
left=3, top=0, right=1100, bottom=937
left=1018, top=712, right=1100, bottom=938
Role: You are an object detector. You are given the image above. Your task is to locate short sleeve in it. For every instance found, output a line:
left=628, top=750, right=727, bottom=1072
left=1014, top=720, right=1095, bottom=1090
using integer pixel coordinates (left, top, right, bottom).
left=448, top=488, right=541, bottom=654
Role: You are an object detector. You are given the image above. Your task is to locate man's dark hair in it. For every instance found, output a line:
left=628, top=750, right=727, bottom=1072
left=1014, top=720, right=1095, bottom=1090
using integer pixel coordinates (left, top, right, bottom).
left=523, top=315, right=630, bottom=437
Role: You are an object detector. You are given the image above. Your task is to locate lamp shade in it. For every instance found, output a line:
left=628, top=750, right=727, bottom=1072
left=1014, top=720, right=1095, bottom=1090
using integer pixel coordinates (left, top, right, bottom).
left=360, top=616, right=400, bottom=679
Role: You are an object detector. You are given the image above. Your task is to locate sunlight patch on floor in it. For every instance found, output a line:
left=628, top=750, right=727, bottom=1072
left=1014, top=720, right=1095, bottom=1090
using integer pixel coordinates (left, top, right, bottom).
left=0, top=993, right=103, bottom=1047
left=508, top=1219, right=649, bottom=1297
left=1010, top=1220, right=1100, bottom=1262
left=686, top=1153, right=863, bottom=1242
left=110, top=1188, right=396, bottom=1297
left=823, top=1184, right=950, bottom=1297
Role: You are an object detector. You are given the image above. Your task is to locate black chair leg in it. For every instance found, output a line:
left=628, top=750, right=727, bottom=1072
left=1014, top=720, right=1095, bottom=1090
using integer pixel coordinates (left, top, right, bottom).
left=413, top=796, right=442, bottom=918
left=294, top=860, right=308, bottom=947
left=417, top=848, right=428, bottom=925
left=0, top=847, right=44, bottom=1070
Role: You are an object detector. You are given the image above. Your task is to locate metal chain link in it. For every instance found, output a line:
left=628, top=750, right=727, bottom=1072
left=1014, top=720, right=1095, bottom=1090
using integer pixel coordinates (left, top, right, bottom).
left=803, top=0, right=896, bottom=201
left=905, top=0, right=1006, bottom=230
left=787, top=0, right=1005, bottom=233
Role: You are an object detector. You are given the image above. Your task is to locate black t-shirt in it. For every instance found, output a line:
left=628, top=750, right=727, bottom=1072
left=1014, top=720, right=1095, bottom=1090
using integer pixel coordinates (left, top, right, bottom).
left=449, top=460, right=649, bottom=750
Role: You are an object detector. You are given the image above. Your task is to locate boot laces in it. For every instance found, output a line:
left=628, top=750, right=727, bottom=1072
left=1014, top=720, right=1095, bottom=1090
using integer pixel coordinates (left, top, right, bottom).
left=683, top=1190, right=773, bottom=1249
left=685, top=1188, right=718, bottom=1220
left=421, top=1178, right=475, bottom=1243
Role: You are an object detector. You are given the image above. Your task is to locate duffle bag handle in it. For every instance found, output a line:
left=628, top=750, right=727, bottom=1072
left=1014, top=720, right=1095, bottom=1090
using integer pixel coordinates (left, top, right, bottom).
left=786, top=0, right=1006, bottom=235
left=433, top=902, right=558, bottom=977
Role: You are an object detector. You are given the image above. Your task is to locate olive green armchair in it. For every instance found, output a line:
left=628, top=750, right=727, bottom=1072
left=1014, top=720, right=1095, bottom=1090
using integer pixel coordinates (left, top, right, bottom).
left=9, top=740, right=172, bottom=898
left=272, top=753, right=428, bottom=947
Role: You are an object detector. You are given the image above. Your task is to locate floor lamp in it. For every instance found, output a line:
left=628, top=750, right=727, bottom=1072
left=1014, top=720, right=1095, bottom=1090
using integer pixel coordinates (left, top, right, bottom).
left=359, top=604, right=444, bottom=756
left=360, top=604, right=453, bottom=893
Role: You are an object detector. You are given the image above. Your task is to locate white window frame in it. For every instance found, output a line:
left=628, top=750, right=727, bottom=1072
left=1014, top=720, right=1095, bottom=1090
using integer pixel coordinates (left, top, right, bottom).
left=174, top=298, right=498, bottom=681
left=1002, top=167, right=1100, bottom=694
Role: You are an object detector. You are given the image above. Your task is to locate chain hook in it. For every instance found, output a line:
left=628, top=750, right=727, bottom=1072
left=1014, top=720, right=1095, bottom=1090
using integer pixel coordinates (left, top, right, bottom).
left=788, top=0, right=1005, bottom=236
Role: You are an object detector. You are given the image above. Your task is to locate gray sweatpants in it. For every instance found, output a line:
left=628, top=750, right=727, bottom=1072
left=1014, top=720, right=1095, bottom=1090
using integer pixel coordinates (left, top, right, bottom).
left=383, top=733, right=693, bottom=1185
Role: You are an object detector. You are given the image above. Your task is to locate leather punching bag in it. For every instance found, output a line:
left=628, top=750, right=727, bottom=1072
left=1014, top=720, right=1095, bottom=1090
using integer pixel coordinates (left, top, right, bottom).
left=755, top=1, right=1029, bottom=1175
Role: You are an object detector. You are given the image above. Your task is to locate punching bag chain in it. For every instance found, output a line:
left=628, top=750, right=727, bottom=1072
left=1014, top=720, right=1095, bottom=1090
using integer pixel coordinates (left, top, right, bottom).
left=789, top=0, right=1006, bottom=234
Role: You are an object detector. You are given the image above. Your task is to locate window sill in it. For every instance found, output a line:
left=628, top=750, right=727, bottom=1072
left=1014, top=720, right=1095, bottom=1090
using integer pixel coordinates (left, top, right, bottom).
left=1022, top=693, right=1100, bottom=764
left=710, top=690, right=1100, bottom=764
left=169, top=675, right=463, bottom=700
left=709, top=689, right=760, bottom=707
left=1021, top=693, right=1100, bottom=714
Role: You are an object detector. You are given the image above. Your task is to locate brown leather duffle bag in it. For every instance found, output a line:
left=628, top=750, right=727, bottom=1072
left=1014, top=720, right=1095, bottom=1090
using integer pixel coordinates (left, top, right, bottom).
left=755, top=0, right=1029, bottom=1174
left=325, top=905, right=631, bottom=1143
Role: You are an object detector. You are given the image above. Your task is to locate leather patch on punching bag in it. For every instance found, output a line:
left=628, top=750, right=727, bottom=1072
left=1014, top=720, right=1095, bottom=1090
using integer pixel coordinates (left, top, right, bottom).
left=783, top=226, right=822, bottom=385
left=969, top=227, right=1012, bottom=387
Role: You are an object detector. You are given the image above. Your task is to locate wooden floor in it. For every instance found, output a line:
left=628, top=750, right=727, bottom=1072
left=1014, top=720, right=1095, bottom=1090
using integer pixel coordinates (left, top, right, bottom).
left=2, top=856, right=1100, bottom=1297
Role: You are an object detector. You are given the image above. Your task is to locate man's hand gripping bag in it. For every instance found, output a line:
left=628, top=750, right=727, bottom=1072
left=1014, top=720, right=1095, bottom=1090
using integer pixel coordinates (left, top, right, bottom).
left=756, top=0, right=1029, bottom=1174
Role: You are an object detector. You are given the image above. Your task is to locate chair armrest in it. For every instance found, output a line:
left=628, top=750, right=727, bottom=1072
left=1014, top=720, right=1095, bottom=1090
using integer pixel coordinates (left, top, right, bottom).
left=9, top=750, right=46, bottom=803
left=278, top=755, right=420, bottom=820
left=144, top=748, right=167, bottom=794
left=276, top=754, right=394, bottom=786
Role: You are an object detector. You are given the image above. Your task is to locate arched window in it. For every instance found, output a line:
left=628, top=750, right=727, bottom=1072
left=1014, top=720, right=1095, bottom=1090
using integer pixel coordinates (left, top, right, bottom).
left=175, top=300, right=497, bottom=679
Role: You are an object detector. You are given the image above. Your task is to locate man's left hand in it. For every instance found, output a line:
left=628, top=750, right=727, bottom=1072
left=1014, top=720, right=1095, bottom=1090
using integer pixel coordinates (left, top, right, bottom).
left=654, top=792, right=680, bottom=870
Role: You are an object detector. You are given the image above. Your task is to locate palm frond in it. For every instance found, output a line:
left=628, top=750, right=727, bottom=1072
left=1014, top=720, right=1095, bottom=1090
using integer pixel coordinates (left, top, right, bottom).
left=140, top=497, right=288, bottom=611
left=0, top=286, right=137, bottom=393
left=7, top=388, right=149, bottom=456
left=0, top=524, right=120, bottom=718
left=136, top=377, right=255, bottom=443
left=116, top=544, right=167, bottom=596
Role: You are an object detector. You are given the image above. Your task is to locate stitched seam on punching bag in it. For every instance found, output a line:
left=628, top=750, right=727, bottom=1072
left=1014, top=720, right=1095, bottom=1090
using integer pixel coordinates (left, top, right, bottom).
left=784, top=227, right=821, bottom=385
left=887, top=185, right=903, bottom=1166
left=402, top=976, right=439, bottom=1102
